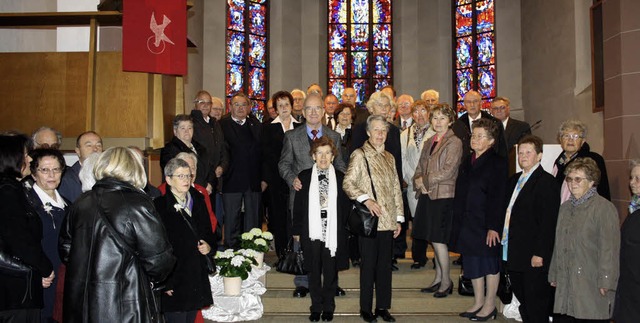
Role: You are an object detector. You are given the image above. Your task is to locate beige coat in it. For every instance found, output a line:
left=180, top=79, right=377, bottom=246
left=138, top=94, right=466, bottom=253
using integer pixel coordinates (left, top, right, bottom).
left=343, top=141, right=404, bottom=231
left=548, top=194, right=620, bottom=320
left=412, top=129, right=463, bottom=200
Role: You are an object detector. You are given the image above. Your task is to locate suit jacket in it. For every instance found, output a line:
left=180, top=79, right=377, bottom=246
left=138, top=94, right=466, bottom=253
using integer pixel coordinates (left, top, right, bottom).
left=452, top=110, right=508, bottom=162
left=322, top=114, right=336, bottom=130
left=349, top=121, right=403, bottom=186
left=278, top=125, right=346, bottom=187
left=504, top=117, right=531, bottom=149
left=393, top=117, right=413, bottom=131
left=504, top=166, right=560, bottom=272
left=160, top=136, right=210, bottom=188
left=59, top=161, right=82, bottom=202
left=219, top=115, right=263, bottom=193
left=190, top=109, right=228, bottom=187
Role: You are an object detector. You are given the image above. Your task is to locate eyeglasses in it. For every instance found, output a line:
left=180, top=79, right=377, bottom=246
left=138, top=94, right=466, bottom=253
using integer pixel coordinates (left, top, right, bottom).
left=565, top=176, right=587, bottom=184
left=305, top=106, right=323, bottom=112
left=464, top=100, right=480, bottom=104
left=470, top=134, right=489, bottom=140
left=37, top=167, right=63, bottom=175
left=232, top=103, right=248, bottom=108
left=194, top=99, right=212, bottom=106
left=492, top=106, right=507, bottom=111
left=562, top=134, right=583, bottom=140
left=169, top=174, right=193, bottom=180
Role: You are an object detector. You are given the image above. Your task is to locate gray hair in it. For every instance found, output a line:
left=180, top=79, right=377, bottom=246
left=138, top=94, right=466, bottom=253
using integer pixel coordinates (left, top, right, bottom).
left=291, top=88, right=306, bottom=99
left=79, top=152, right=102, bottom=192
left=557, top=119, right=587, bottom=142
left=164, top=158, right=190, bottom=178
left=366, top=91, right=392, bottom=112
left=366, top=115, right=390, bottom=132
left=631, top=159, right=640, bottom=171
left=31, top=126, right=62, bottom=149
left=421, top=89, right=440, bottom=101
left=175, top=152, right=198, bottom=169
left=173, top=114, right=193, bottom=130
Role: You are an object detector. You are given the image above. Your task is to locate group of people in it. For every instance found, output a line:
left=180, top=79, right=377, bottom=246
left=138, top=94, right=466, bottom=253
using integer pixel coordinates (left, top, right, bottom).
left=0, top=82, right=638, bottom=323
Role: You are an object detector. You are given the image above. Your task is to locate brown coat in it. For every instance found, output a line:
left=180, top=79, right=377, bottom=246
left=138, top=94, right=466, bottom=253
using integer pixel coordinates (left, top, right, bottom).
left=343, top=141, right=404, bottom=231
left=413, top=129, right=463, bottom=200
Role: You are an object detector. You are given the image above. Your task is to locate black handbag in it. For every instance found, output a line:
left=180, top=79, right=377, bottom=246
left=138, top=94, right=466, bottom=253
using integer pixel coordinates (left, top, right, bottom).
left=347, top=149, right=379, bottom=237
left=275, top=238, right=305, bottom=275
left=458, top=274, right=474, bottom=296
left=0, top=235, right=33, bottom=303
left=497, top=270, right=513, bottom=304
left=175, top=208, right=216, bottom=275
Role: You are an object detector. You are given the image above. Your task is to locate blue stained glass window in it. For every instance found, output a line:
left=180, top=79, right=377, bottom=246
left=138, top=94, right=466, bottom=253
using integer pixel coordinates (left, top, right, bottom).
left=476, top=33, right=494, bottom=66
left=226, top=1, right=269, bottom=120
left=328, top=0, right=392, bottom=104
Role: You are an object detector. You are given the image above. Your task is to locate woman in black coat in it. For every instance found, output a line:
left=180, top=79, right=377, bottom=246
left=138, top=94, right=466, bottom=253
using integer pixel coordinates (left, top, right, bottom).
left=291, top=137, right=349, bottom=322
left=0, top=134, right=54, bottom=322
left=452, top=119, right=507, bottom=321
left=155, top=158, right=216, bottom=323
left=502, top=136, right=560, bottom=323
left=614, top=159, right=640, bottom=323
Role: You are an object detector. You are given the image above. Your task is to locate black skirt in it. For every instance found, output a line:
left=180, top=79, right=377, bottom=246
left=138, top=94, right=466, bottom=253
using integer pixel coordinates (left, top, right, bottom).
left=411, top=195, right=453, bottom=243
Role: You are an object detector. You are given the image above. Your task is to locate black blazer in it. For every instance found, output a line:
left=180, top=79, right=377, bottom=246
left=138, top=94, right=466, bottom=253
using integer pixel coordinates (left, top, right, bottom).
left=553, top=142, right=611, bottom=200
left=160, top=136, right=211, bottom=188
left=261, top=122, right=302, bottom=191
left=614, top=209, right=640, bottom=322
left=504, top=166, right=560, bottom=272
left=452, top=110, right=508, bottom=162
left=219, top=115, right=263, bottom=193
left=154, top=187, right=215, bottom=312
left=291, top=168, right=350, bottom=272
left=504, top=118, right=531, bottom=149
left=349, top=121, right=403, bottom=185
left=190, top=109, right=228, bottom=187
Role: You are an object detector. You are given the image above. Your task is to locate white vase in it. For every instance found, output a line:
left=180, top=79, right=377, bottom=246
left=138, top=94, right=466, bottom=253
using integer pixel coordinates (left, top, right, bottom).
left=223, top=276, right=242, bottom=296
left=254, top=252, right=264, bottom=267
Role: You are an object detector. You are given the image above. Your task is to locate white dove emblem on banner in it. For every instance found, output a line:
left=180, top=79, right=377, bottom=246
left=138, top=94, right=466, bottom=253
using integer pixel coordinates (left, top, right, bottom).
left=147, top=12, right=175, bottom=54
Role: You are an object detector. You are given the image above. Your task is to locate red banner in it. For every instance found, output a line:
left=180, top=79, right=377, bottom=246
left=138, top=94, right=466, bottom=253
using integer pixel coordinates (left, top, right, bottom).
left=123, top=0, right=187, bottom=76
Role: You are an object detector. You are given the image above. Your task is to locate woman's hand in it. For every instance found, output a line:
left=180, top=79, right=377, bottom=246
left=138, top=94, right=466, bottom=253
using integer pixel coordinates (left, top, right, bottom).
left=364, top=199, right=383, bottom=217
left=42, top=270, right=55, bottom=288
left=531, top=255, right=543, bottom=268
left=599, top=288, right=608, bottom=296
left=550, top=281, right=557, bottom=287
left=486, top=230, right=500, bottom=247
left=166, top=290, right=174, bottom=296
left=292, top=177, right=303, bottom=191
left=414, top=177, right=428, bottom=194
left=198, top=240, right=211, bottom=255
left=393, top=223, right=402, bottom=238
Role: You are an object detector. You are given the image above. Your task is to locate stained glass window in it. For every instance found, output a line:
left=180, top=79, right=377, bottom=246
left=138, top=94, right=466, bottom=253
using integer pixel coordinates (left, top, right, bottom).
left=453, top=0, right=496, bottom=114
left=328, top=0, right=392, bottom=105
left=226, top=0, right=269, bottom=121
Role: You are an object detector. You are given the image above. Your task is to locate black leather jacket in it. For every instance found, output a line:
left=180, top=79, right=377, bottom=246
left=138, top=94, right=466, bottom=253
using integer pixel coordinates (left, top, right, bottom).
left=59, top=178, right=176, bottom=322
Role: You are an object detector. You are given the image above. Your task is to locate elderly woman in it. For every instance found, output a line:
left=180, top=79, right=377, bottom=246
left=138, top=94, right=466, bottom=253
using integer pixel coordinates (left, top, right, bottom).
left=60, top=147, right=176, bottom=322
left=0, top=134, right=54, bottom=322
left=154, top=158, right=215, bottom=323
left=501, top=136, right=560, bottom=322
left=614, top=159, right=640, bottom=322
left=26, top=148, right=69, bottom=322
left=334, top=103, right=355, bottom=165
left=262, top=91, right=301, bottom=258
left=343, top=115, right=404, bottom=323
left=161, top=114, right=214, bottom=190
left=453, top=118, right=507, bottom=321
left=549, top=157, right=620, bottom=323
left=553, top=120, right=610, bottom=202
left=412, top=104, right=462, bottom=296
left=291, top=137, right=349, bottom=322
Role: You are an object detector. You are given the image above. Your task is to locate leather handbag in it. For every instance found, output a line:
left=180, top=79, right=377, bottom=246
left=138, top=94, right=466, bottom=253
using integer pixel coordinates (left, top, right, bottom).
left=497, top=270, right=513, bottom=304
left=347, top=149, right=379, bottom=238
left=0, top=235, right=33, bottom=303
left=275, top=237, right=305, bottom=275
left=458, top=274, right=474, bottom=296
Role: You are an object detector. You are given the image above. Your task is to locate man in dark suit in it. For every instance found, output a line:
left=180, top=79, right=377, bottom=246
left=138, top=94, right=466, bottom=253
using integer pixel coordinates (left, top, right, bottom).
left=219, top=92, right=265, bottom=249
left=59, top=131, right=103, bottom=202
left=344, top=87, right=369, bottom=125
left=322, top=93, right=339, bottom=130
left=491, top=96, right=531, bottom=149
left=392, top=94, right=414, bottom=131
left=279, top=93, right=347, bottom=298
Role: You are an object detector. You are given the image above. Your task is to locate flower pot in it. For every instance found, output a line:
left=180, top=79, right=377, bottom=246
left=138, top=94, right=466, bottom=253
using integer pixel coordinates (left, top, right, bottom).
left=254, top=252, right=264, bottom=267
left=223, top=276, right=242, bottom=296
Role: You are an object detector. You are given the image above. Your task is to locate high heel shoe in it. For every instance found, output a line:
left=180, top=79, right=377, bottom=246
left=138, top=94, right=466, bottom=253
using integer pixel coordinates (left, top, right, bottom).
left=458, top=308, right=481, bottom=318
left=433, top=282, right=453, bottom=298
left=469, top=308, right=497, bottom=321
left=420, top=282, right=440, bottom=293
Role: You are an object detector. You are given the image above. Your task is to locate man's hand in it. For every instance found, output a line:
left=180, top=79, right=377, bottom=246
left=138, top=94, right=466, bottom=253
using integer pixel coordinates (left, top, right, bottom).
left=42, top=271, right=55, bottom=288
left=215, top=166, right=223, bottom=178
left=206, top=183, right=213, bottom=195
left=292, top=177, right=302, bottom=191
left=261, top=181, right=268, bottom=192
left=531, top=255, right=543, bottom=268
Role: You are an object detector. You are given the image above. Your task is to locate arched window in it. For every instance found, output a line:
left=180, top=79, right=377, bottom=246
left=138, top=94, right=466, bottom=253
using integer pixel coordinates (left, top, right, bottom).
left=226, top=0, right=269, bottom=121
left=453, top=0, right=495, bottom=114
left=328, top=0, right=392, bottom=106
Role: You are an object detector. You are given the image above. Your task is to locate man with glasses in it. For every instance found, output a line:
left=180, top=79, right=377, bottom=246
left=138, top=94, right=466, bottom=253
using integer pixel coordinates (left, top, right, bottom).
left=59, top=131, right=103, bottom=202
left=491, top=96, right=530, bottom=149
left=279, top=93, right=347, bottom=298
left=291, top=89, right=306, bottom=123
left=219, top=92, right=265, bottom=249
left=393, top=94, right=414, bottom=131
left=420, top=89, right=440, bottom=106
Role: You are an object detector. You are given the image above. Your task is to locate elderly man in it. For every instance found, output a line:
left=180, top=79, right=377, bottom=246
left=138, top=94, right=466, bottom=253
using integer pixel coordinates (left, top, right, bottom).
left=345, top=87, right=369, bottom=125
left=393, top=94, right=414, bottom=131
left=307, top=83, right=324, bottom=97
left=452, top=90, right=507, bottom=161
left=31, top=126, right=62, bottom=149
left=323, top=93, right=339, bottom=130
left=420, top=89, right=440, bottom=105
left=279, top=93, right=347, bottom=298
left=209, top=97, right=225, bottom=121
left=190, top=90, right=227, bottom=197
left=291, top=89, right=306, bottom=123
left=491, top=96, right=530, bottom=149
left=381, top=85, right=397, bottom=122
left=59, top=131, right=103, bottom=202
left=219, top=93, right=265, bottom=249
left=263, top=98, right=277, bottom=124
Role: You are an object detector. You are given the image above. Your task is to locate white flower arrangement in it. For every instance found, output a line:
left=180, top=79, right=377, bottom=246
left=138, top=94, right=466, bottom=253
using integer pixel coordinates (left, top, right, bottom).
left=241, top=232, right=253, bottom=240
left=255, top=238, right=267, bottom=247
left=240, top=229, right=273, bottom=253
left=237, top=249, right=258, bottom=258
left=215, top=249, right=235, bottom=259
left=249, top=228, right=263, bottom=236
left=261, top=231, right=273, bottom=240
left=216, top=249, right=256, bottom=279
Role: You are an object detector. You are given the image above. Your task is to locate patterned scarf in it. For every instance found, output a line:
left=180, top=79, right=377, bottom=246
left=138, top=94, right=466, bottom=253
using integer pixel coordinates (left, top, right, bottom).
left=570, top=186, right=597, bottom=207
left=630, top=194, right=640, bottom=214
left=413, top=123, right=429, bottom=148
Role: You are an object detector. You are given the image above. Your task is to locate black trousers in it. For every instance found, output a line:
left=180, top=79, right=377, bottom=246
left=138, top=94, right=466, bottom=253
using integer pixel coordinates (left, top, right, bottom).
left=0, top=309, right=40, bottom=323
left=411, top=238, right=429, bottom=264
left=264, top=186, right=290, bottom=258
left=508, top=269, right=554, bottom=323
left=359, top=231, right=393, bottom=312
left=393, top=190, right=410, bottom=258
left=348, top=233, right=360, bottom=262
left=164, top=310, right=197, bottom=323
left=222, top=190, right=262, bottom=248
left=308, top=240, right=338, bottom=313
left=553, top=314, right=609, bottom=323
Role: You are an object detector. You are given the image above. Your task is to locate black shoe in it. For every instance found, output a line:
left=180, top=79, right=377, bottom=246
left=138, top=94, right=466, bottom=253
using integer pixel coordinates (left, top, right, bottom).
left=459, top=308, right=481, bottom=318
left=352, top=259, right=361, bottom=268
left=321, top=312, right=334, bottom=321
left=392, top=258, right=398, bottom=264
left=470, top=308, right=497, bottom=321
left=360, top=310, right=377, bottom=322
left=410, top=262, right=425, bottom=269
left=391, top=263, right=399, bottom=271
left=433, top=282, right=453, bottom=298
left=335, top=286, right=346, bottom=296
left=420, top=282, right=441, bottom=293
left=309, top=312, right=321, bottom=322
left=453, top=256, right=462, bottom=266
left=293, top=286, right=309, bottom=298
left=375, top=309, right=396, bottom=322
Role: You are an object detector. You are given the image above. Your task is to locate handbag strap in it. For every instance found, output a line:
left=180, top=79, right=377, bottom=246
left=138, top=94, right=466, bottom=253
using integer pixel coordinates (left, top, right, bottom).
left=93, top=192, right=139, bottom=258
left=359, top=148, right=377, bottom=200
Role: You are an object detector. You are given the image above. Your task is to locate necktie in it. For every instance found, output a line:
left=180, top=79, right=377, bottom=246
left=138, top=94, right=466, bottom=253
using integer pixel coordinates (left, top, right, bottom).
left=235, top=119, right=244, bottom=126
left=402, top=120, right=407, bottom=131
left=311, top=129, right=318, bottom=141
left=327, top=116, right=334, bottom=129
